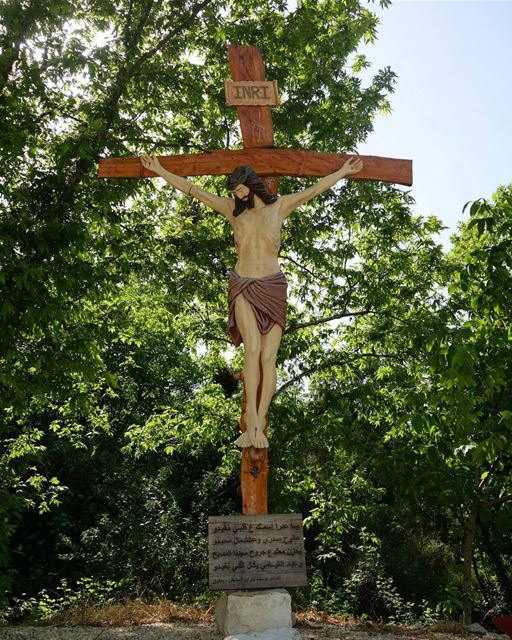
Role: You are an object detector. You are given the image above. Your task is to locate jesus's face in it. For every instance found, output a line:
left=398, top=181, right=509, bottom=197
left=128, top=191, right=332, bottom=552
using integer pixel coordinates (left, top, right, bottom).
left=232, top=184, right=250, bottom=201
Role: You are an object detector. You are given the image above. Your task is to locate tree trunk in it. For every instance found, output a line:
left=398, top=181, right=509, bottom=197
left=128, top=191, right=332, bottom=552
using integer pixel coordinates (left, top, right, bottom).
left=481, top=522, right=512, bottom=608
left=463, top=505, right=478, bottom=625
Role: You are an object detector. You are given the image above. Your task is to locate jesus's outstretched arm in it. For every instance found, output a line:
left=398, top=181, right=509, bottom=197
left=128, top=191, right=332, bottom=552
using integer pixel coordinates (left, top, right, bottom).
left=278, top=156, right=363, bottom=219
left=140, top=155, right=235, bottom=221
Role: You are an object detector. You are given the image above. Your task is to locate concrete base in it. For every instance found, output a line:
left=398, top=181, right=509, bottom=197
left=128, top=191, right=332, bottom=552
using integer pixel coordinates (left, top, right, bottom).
left=216, top=589, right=296, bottom=637
left=225, top=630, right=301, bottom=640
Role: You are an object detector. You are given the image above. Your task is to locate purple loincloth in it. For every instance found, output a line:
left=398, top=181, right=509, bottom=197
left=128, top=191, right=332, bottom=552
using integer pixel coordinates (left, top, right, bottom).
left=228, top=270, right=288, bottom=347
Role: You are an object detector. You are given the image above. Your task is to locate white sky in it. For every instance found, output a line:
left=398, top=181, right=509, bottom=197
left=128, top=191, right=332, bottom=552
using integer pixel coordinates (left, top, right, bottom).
left=356, top=0, right=512, bottom=245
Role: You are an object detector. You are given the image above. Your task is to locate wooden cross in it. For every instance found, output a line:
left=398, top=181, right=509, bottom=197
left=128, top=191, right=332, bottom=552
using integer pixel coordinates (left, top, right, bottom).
left=98, top=45, right=413, bottom=517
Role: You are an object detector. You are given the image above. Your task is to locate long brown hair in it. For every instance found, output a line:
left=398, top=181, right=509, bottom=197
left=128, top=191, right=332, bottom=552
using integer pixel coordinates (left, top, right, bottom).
left=227, top=166, right=278, bottom=216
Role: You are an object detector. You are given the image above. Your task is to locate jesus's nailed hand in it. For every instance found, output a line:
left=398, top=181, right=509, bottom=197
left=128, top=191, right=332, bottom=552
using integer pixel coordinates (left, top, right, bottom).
left=140, top=155, right=162, bottom=174
left=342, top=156, right=363, bottom=175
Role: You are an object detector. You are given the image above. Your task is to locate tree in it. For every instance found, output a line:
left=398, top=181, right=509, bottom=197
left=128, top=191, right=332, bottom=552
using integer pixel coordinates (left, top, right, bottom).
left=430, top=189, right=512, bottom=623
left=309, top=187, right=512, bottom=623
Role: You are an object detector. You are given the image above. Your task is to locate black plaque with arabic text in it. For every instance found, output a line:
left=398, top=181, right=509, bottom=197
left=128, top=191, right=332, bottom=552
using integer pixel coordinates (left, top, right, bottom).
left=208, top=514, right=307, bottom=590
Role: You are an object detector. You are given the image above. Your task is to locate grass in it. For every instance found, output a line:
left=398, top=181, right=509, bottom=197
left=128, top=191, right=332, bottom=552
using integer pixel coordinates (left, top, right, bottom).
left=12, top=599, right=476, bottom=637
left=38, top=600, right=214, bottom=627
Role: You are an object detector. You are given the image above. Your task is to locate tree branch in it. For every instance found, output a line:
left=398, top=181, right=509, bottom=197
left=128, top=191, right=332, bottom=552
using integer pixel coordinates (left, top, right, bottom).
left=203, top=333, right=232, bottom=345
left=125, top=0, right=155, bottom=62
left=284, top=307, right=421, bottom=335
left=483, top=494, right=512, bottom=508
left=284, top=309, right=372, bottom=334
left=280, top=253, right=319, bottom=279
left=123, top=0, right=136, bottom=49
left=113, top=136, right=209, bottom=151
left=99, top=0, right=211, bottom=137
left=126, top=0, right=212, bottom=80
left=68, top=0, right=213, bottom=185
left=0, top=0, right=39, bottom=93
left=274, top=352, right=398, bottom=397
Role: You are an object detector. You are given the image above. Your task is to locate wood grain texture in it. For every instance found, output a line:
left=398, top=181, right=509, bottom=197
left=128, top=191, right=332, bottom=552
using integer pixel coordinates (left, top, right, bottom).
left=227, top=44, right=278, bottom=195
left=241, top=447, right=268, bottom=515
left=238, top=371, right=268, bottom=515
left=98, top=148, right=413, bottom=186
left=227, top=45, right=274, bottom=149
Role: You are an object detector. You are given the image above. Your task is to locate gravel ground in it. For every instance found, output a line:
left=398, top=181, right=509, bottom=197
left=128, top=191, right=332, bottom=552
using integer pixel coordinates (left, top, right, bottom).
left=0, top=621, right=497, bottom=640
left=1, top=620, right=217, bottom=639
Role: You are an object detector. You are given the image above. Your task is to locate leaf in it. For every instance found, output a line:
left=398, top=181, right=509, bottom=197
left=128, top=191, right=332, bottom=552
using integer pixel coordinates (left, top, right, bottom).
left=469, top=200, right=483, bottom=217
left=448, top=282, right=459, bottom=295
left=426, top=334, right=438, bottom=352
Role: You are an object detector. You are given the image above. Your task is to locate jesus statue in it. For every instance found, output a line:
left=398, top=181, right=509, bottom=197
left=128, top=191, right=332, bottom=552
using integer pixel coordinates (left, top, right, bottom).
left=140, top=154, right=363, bottom=449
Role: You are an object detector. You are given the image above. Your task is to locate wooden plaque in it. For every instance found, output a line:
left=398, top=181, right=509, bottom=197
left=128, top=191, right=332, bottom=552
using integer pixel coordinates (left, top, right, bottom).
left=208, top=514, right=307, bottom=590
left=225, top=80, right=279, bottom=106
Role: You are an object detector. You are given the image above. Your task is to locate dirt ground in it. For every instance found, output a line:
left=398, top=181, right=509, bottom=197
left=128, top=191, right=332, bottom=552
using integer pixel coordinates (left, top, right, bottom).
left=0, top=619, right=501, bottom=640
left=0, top=619, right=217, bottom=639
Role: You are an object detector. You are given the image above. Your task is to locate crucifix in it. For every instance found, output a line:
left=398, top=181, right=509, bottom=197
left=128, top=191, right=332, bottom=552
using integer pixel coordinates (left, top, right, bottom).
left=98, top=45, right=413, bottom=517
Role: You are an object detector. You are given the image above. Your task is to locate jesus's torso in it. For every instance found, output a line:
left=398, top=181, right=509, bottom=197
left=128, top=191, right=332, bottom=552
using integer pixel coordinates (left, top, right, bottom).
left=231, top=199, right=283, bottom=278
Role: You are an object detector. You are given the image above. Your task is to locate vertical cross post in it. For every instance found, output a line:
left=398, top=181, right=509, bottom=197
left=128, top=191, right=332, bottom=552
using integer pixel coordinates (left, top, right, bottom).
left=228, top=44, right=278, bottom=195
left=238, top=371, right=268, bottom=515
left=228, top=45, right=276, bottom=515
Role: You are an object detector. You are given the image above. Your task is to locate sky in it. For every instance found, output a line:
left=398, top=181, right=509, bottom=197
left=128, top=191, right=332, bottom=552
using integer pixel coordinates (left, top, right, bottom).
left=356, top=0, right=512, bottom=245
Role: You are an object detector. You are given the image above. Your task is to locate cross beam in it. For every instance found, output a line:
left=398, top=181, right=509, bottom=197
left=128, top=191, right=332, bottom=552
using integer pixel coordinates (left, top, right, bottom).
left=98, top=148, right=412, bottom=185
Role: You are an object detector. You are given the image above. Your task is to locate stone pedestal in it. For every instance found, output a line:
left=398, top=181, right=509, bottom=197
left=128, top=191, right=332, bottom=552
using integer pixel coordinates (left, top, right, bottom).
left=216, top=589, right=299, bottom=640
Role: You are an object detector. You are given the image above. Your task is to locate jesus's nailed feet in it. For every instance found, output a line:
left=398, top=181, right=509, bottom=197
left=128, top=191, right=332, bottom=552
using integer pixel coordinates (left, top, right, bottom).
left=234, top=427, right=269, bottom=449
left=250, top=428, right=269, bottom=449
left=234, top=429, right=269, bottom=449
left=234, top=430, right=252, bottom=448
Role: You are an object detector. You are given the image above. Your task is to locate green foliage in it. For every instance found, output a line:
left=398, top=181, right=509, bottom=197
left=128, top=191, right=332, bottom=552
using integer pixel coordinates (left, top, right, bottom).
left=1, top=577, right=127, bottom=624
left=303, top=537, right=442, bottom=625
